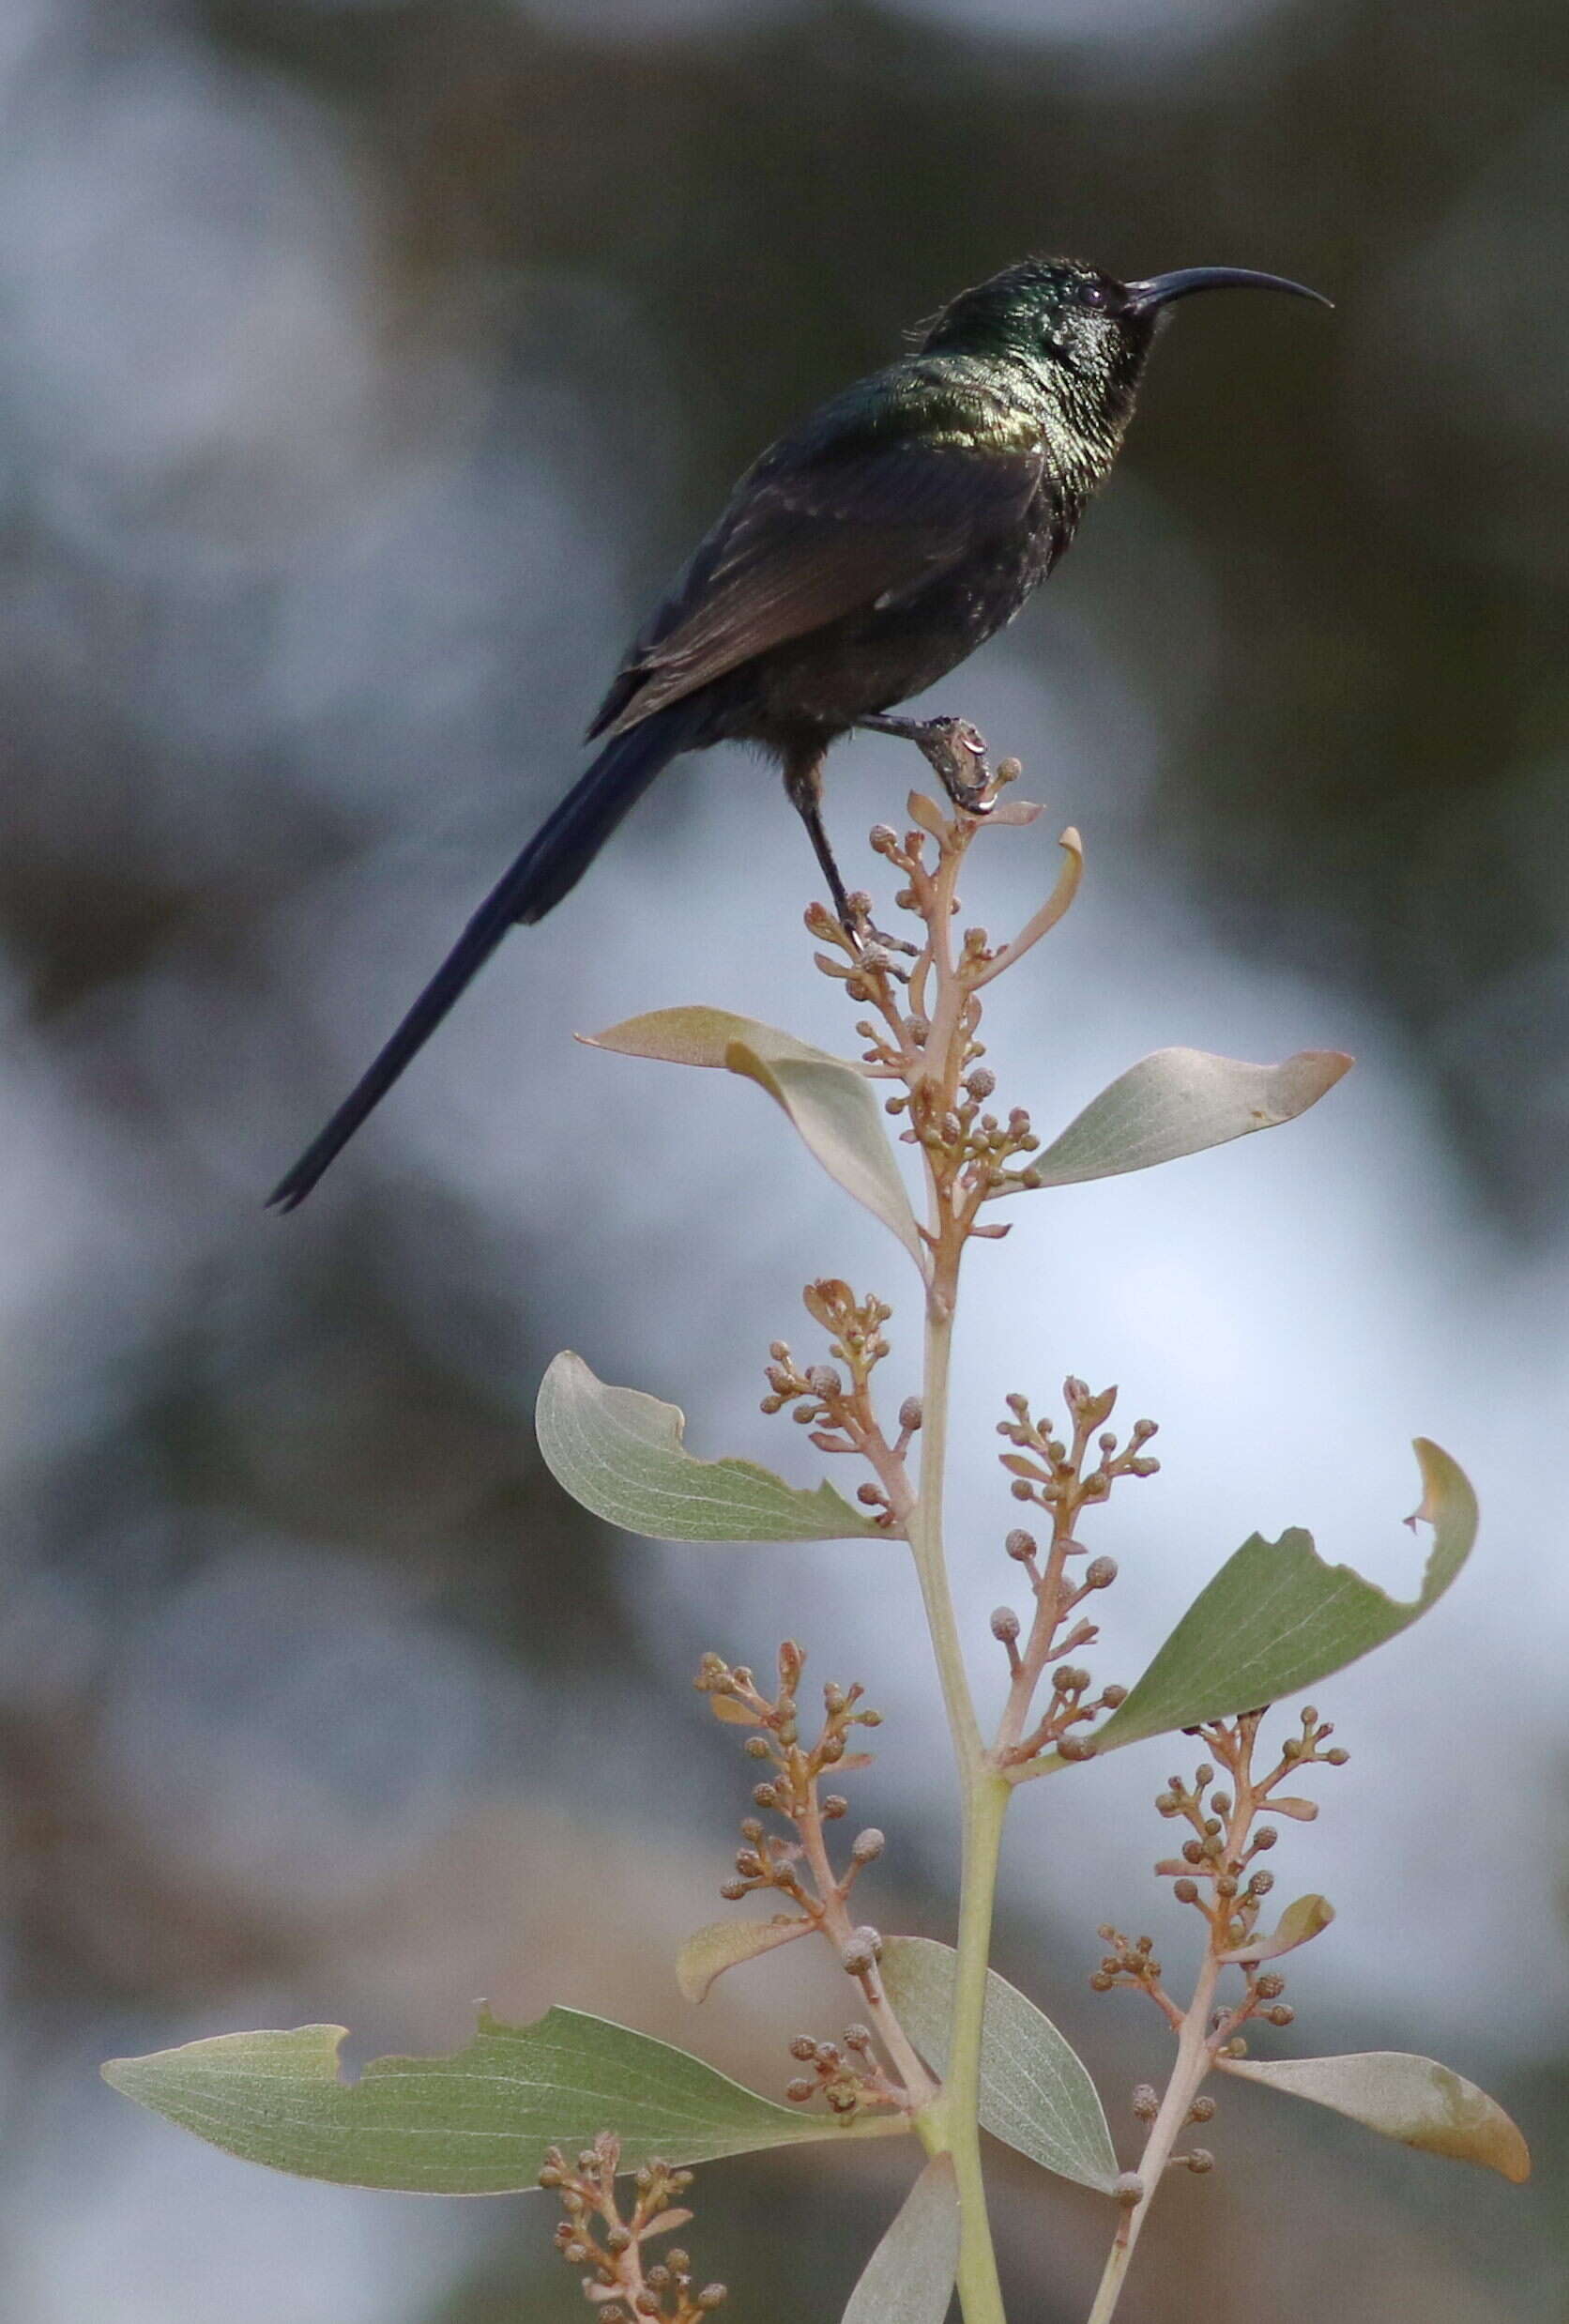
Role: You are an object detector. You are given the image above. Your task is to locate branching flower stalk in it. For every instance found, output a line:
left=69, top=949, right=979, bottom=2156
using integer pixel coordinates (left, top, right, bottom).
left=750, top=770, right=1161, bottom=2321
left=1085, top=1705, right=1348, bottom=2322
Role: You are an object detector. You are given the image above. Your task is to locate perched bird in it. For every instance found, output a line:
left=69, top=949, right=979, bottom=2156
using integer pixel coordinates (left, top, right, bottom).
left=269, top=256, right=1326, bottom=1209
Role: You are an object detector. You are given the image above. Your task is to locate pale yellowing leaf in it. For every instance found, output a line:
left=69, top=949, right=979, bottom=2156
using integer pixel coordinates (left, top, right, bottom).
left=1219, top=1893, right=1333, bottom=1965
left=676, top=1917, right=813, bottom=2003
left=1015, top=1046, right=1351, bottom=1189
left=585, top=1007, right=923, bottom=1266
left=536, top=1352, right=887, bottom=1542
left=1219, top=2050, right=1530, bottom=2182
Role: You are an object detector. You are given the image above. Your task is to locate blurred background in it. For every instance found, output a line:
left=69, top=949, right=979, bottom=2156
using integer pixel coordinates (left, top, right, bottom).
left=0, top=0, right=1564, bottom=2317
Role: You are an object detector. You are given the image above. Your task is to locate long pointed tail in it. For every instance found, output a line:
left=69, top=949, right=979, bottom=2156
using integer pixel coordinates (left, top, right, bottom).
left=267, top=705, right=697, bottom=1210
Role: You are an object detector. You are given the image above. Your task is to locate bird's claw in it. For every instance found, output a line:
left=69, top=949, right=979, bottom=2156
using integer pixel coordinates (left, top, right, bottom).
left=844, top=893, right=918, bottom=969
left=859, top=712, right=998, bottom=816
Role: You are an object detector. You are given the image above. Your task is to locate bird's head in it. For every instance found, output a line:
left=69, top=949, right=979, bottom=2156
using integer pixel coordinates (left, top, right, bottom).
left=921, top=256, right=1329, bottom=422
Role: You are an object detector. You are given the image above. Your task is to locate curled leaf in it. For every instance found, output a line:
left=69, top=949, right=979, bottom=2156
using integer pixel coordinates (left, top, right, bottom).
left=1219, top=2050, right=1530, bottom=2182
left=676, top=1917, right=813, bottom=2004
left=537, top=1353, right=888, bottom=1542
left=974, top=826, right=1083, bottom=985
left=1012, top=1045, right=1351, bottom=1190
left=1078, top=1440, right=1475, bottom=1758
left=1219, top=1893, right=1333, bottom=1965
left=585, top=1007, right=923, bottom=1267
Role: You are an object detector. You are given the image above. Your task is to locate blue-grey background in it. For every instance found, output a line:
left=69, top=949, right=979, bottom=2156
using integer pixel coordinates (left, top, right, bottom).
left=0, top=1, right=1563, bottom=2317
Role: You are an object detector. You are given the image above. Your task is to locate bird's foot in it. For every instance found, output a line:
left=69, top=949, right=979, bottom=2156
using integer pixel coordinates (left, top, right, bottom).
left=843, top=892, right=918, bottom=970
left=858, top=713, right=997, bottom=816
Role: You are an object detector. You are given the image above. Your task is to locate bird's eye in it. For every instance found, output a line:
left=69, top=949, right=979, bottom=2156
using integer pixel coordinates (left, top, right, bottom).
left=1078, top=282, right=1109, bottom=310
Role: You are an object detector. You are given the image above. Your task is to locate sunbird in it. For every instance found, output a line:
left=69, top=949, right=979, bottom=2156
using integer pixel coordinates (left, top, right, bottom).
left=270, top=256, right=1327, bottom=1209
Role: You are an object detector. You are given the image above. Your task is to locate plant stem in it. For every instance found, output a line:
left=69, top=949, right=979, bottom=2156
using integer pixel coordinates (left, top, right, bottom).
left=1085, top=1952, right=1220, bottom=2324
left=906, top=1298, right=1011, bottom=2324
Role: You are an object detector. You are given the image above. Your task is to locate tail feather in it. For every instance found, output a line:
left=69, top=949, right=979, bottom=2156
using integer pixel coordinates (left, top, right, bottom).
left=267, top=706, right=695, bottom=1210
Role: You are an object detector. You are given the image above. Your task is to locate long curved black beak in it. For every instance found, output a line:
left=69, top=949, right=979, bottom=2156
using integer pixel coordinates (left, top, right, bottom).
left=1123, top=267, right=1333, bottom=314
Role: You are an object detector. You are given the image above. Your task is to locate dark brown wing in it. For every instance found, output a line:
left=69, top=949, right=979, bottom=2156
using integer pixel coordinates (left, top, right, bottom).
left=589, top=430, right=1044, bottom=739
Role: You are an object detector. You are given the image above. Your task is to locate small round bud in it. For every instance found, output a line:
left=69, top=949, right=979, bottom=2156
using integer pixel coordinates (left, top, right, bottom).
left=1089, top=1971, right=1115, bottom=1992
left=851, top=1827, right=886, bottom=1862
left=1326, top=1747, right=1349, bottom=1765
left=785, top=2076, right=815, bottom=2102
left=1005, top=1528, right=1038, bottom=1561
left=1301, top=1706, right=1318, bottom=1724
left=1196, top=1764, right=1214, bottom=1787
left=1173, top=1877, right=1199, bottom=1904
left=719, top=1879, right=749, bottom=1901
left=745, top=1736, right=771, bottom=1760
left=1085, top=1556, right=1118, bottom=1589
left=807, top=1366, right=842, bottom=1398
left=1155, top=1792, right=1180, bottom=1816
left=870, top=823, right=897, bottom=849
left=734, top=1850, right=763, bottom=1877
left=966, top=1067, right=997, bottom=1100
left=1267, top=2004, right=1295, bottom=2026
left=843, top=2024, right=873, bottom=2050
left=1113, top=2173, right=1145, bottom=2208
left=789, top=2035, right=817, bottom=2059
left=1058, top=1735, right=1096, bottom=1762
left=1132, top=2083, right=1159, bottom=2120
left=1101, top=1683, right=1129, bottom=1707
left=990, top=1606, right=1021, bottom=1642
left=823, top=1795, right=849, bottom=1818
left=1182, top=1841, right=1204, bottom=1865
left=537, top=2163, right=562, bottom=2187
left=1188, top=2095, right=1215, bottom=2123
left=696, top=2287, right=728, bottom=2310
left=1255, top=1972, right=1285, bottom=2000
left=753, top=1783, right=779, bottom=1809
left=899, top=1397, right=923, bottom=1432
left=1186, top=2148, right=1214, bottom=2175
left=1215, top=1873, right=1239, bottom=1899
left=840, top=1932, right=879, bottom=1976
left=1248, top=1868, right=1275, bottom=1895
left=605, top=2226, right=632, bottom=2254
left=1253, top=1826, right=1277, bottom=1851
left=1211, top=1792, right=1232, bottom=1817
left=1011, top=1480, right=1034, bottom=1501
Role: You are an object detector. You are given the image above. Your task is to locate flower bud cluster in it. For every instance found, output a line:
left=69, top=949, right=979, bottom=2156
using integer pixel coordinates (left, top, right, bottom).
left=541, top=2135, right=725, bottom=2322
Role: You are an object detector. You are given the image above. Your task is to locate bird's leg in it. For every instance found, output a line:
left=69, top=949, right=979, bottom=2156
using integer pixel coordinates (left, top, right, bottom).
left=857, top=713, right=995, bottom=816
left=782, top=745, right=912, bottom=959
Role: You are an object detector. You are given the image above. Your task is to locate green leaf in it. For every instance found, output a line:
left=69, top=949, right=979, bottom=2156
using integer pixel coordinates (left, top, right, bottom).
left=1218, top=2050, right=1530, bottom=2182
left=1013, top=1046, right=1351, bottom=1190
left=101, top=2006, right=901, bottom=2194
left=676, top=1917, right=813, bottom=2004
left=536, top=1352, right=888, bottom=1542
left=842, top=2154, right=960, bottom=2324
left=586, top=1007, right=923, bottom=1267
left=881, top=1936, right=1118, bottom=2193
left=1218, top=1893, right=1333, bottom=1965
left=1081, top=1439, right=1476, bottom=1757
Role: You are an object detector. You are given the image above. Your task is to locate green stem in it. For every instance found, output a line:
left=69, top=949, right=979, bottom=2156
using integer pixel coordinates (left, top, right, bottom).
left=906, top=1299, right=1011, bottom=2324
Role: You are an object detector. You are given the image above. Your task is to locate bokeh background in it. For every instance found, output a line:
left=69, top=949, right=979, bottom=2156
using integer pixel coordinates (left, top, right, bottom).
left=0, top=0, right=1564, bottom=2317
